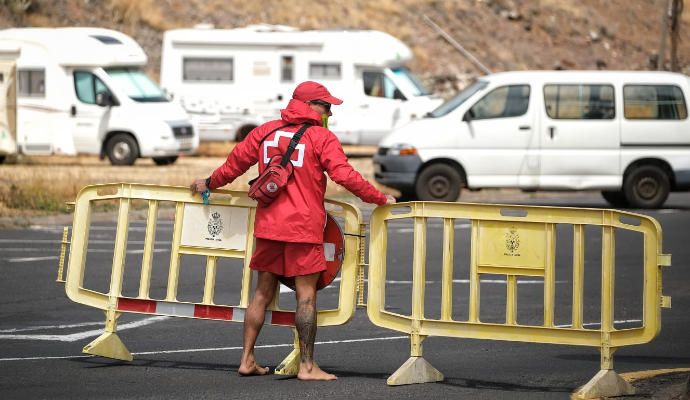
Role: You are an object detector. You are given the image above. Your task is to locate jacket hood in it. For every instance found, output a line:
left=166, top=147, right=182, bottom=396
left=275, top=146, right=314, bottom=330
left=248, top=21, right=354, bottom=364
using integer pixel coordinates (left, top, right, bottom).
left=281, top=99, right=322, bottom=126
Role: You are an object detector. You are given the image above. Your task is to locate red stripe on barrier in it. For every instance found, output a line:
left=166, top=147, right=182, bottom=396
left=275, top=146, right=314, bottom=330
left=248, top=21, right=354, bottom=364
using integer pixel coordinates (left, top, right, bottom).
left=194, top=305, right=233, bottom=320
left=270, top=311, right=295, bottom=326
left=117, top=298, right=156, bottom=313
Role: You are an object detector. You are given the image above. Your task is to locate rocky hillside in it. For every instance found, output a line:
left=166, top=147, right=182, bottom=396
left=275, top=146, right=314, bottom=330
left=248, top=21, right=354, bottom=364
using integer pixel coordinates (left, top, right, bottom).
left=2, top=0, right=688, bottom=95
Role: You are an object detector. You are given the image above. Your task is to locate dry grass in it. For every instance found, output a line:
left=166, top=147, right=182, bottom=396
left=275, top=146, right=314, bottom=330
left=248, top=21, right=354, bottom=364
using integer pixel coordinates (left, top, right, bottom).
left=0, top=152, right=388, bottom=217
left=107, top=0, right=172, bottom=30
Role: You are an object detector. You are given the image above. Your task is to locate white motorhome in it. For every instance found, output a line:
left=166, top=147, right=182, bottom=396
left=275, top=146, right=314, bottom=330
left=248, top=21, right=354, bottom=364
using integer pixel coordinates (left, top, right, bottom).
left=160, top=24, right=442, bottom=145
left=374, top=70, right=690, bottom=209
left=0, top=45, right=19, bottom=164
left=0, top=27, right=197, bottom=165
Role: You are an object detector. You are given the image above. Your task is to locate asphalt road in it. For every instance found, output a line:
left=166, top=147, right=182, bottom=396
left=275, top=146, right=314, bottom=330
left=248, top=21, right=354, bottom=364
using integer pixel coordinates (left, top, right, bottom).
left=0, top=191, right=689, bottom=399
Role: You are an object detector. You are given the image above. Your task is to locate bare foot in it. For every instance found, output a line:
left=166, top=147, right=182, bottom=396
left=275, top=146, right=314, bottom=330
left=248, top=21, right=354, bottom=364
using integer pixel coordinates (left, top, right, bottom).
left=238, top=360, right=270, bottom=376
left=297, top=364, right=337, bottom=381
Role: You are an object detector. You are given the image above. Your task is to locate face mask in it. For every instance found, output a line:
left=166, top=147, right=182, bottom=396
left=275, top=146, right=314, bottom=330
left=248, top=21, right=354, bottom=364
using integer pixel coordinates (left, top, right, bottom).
left=321, top=114, right=329, bottom=129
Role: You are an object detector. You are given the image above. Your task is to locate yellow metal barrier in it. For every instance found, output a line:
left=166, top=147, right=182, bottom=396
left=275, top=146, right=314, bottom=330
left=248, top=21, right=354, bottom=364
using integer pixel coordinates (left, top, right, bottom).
left=60, top=183, right=363, bottom=375
left=367, top=202, right=671, bottom=398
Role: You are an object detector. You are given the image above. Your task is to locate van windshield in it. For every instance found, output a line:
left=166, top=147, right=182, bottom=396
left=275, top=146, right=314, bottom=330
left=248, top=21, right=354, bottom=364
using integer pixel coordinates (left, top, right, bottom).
left=391, top=67, right=431, bottom=96
left=105, top=67, right=167, bottom=102
left=427, top=80, right=488, bottom=118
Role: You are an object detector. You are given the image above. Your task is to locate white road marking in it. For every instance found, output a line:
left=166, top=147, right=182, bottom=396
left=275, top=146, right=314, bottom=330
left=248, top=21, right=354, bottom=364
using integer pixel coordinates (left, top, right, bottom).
left=380, top=279, right=563, bottom=285
left=0, top=335, right=409, bottom=362
left=0, top=239, right=171, bottom=244
left=555, top=319, right=642, bottom=328
left=0, top=316, right=168, bottom=342
left=0, top=321, right=107, bottom=333
left=7, top=256, right=58, bottom=263
left=657, top=209, right=678, bottom=214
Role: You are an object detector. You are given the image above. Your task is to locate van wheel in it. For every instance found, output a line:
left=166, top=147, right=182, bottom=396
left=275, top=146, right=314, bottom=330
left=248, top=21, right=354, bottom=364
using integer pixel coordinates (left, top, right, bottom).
left=236, top=125, right=257, bottom=142
left=0, top=155, right=5, bottom=165
left=415, top=163, right=462, bottom=201
left=601, top=190, right=628, bottom=208
left=105, top=133, right=139, bottom=166
left=623, top=165, right=670, bottom=209
left=153, top=156, right=178, bottom=166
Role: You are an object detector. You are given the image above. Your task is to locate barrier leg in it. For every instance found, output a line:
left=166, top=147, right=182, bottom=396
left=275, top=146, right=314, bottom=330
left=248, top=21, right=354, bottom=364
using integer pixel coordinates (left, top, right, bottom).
left=574, top=347, right=634, bottom=399
left=82, top=309, right=133, bottom=361
left=387, top=333, right=443, bottom=385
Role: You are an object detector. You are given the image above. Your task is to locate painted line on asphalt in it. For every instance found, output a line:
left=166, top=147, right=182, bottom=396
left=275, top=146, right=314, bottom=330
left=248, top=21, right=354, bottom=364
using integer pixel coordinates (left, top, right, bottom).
left=0, top=239, right=171, bottom=244
left=0, top=321, right=109, bottom=333
left=0, top=335, right=409, bottom=362
left=5, top=248, right=167, bottom=261
left=7, top=256, right=59, bottom=262
left=0, top=316, right=169, bottom=342
left=555, top=319, right=641, bottom=328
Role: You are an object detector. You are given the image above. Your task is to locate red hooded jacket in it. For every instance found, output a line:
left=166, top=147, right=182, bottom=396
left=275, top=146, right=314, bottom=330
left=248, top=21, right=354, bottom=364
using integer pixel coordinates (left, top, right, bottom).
left=208, top=99, right=387, bottom=244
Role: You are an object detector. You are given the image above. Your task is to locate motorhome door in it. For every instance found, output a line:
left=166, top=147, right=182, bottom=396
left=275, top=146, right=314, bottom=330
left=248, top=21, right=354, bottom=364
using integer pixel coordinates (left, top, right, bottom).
left=353, top=68, right=405, bottom=145
left=71, top=70, right=111, bottom=153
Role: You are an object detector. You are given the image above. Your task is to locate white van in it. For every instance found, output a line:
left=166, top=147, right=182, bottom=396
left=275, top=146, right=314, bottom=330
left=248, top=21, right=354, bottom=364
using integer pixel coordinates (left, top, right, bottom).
left=0, top=27, right=197, bottom=165
left=160, top=24, right=442, bottom=145
left=374, top=70, right=690, bottom=209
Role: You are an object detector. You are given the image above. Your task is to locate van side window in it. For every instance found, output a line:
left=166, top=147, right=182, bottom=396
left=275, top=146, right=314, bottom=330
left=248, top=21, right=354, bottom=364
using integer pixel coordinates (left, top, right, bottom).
left=309, top=63, right=341, bottom=79
left=281, top=56, right=294, bottom=82
left=469, top=85, right=530, bottom=119
left=624, top=85, right=687, bottom=120
left=74, top=71, right=110, bottom=104
left=544, top=84, right=615, bottom=119
left=18, top=69, right=45, bottom=98
left=183, top=58, right=233, bottom=82
left=363, top=71, right=406, bottom=100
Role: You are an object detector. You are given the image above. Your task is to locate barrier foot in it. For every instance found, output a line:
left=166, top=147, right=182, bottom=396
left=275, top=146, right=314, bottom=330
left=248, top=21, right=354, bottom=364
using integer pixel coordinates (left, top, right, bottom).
left=387, top=357, right=444, bottom=386
left=573, top=369, right=634, bottom=399
left=275, top=348, right=300, bottom=375
left=83, top=332, right=133, bottom=362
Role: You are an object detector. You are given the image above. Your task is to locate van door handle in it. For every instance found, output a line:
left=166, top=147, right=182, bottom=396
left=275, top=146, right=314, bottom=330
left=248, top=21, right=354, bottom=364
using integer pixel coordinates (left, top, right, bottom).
left=70, top=105, right=77, bottom=117
left=518, top=125, right=531, bottom=130
left=548, top=126, right=555, bottom=139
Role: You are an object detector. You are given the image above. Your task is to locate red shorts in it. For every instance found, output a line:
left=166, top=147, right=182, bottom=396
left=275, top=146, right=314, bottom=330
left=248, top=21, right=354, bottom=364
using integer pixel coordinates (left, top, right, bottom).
left=249, top=238, right=326, bottom=277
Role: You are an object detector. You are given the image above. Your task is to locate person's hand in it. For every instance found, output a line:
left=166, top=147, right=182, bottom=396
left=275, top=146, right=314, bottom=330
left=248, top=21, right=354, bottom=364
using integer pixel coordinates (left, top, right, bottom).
left=385, top=194, right=397, bottom=204
left=190, top=178, right=209, bottom=194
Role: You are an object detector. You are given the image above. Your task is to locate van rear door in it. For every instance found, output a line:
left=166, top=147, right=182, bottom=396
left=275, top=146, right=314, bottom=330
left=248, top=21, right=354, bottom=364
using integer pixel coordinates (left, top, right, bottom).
left=539, top=83, right=620, bottom=189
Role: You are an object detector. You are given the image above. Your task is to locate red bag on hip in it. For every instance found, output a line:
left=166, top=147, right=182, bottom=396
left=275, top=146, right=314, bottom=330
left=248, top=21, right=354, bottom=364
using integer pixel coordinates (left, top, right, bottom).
left=248, top=124, right=311, bottom=206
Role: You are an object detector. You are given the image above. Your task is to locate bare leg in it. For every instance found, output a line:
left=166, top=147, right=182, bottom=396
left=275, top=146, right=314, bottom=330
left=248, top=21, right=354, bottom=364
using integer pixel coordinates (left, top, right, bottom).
left=239, top=271, right=277, bottom=376
left=294, top=272, right=337, bottom=381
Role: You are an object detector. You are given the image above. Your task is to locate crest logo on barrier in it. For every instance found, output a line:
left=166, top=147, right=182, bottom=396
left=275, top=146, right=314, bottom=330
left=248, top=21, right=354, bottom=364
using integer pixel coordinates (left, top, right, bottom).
left=504, top=228, right=520, bottom=257
left=206, top=211, right=224, bottom=241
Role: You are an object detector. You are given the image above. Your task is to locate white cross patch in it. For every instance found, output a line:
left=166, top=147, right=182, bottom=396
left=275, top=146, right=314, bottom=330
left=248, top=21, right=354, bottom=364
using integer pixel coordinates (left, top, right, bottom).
left=263, top=130, right=305, bottom=167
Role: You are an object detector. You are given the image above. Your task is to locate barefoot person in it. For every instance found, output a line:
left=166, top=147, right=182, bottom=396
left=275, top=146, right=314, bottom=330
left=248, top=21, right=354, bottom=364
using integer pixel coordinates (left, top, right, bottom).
left=190, top=81, right=395, bottom=380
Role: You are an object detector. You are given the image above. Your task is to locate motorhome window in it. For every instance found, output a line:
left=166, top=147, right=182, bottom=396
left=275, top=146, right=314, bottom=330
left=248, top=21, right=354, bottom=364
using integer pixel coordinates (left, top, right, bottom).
left=469, top=85, right=530, bottom=120
left=74, top=71, right=111, bottom=104
left=309, top=63, right=340, bottom=79
left=428, top=80, right=488, bottom=118
left=281, top=56, right=294, bottom=82
left=183, top=58, right=233, bottom=82
left=544, top=84, right=615, bottom=119
left=391, top=67, right=430, bottom=96
left=18, top=69, right=45, bottom=98
left=623, top=85, right=687, bottom=120
left=90, top=35, right=122, bottom=45
left=105, top=68, right=167, bottom=102
left=363, top=71, right=405, bottom=100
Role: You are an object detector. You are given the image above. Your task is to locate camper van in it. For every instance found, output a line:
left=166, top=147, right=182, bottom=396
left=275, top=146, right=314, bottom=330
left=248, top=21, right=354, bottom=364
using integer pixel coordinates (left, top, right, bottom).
left=0, top=45, right=19, bottom=164
left=160, top=24, right=441, bottom=145
left=374, top=70, right=690, bottom=209
left=0, top=27, right=197, bottom=165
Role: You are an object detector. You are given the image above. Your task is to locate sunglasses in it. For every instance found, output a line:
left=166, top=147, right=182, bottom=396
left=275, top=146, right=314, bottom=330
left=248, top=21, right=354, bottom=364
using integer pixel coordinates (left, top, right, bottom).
left=310, top=100, right=331, bottom=111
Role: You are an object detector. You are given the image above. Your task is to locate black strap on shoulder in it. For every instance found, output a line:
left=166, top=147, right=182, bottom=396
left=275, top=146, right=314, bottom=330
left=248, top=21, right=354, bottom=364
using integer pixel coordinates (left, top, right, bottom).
left=280, top=124, right=311, bottom=167
left=257, top=123, right=292, bottom=147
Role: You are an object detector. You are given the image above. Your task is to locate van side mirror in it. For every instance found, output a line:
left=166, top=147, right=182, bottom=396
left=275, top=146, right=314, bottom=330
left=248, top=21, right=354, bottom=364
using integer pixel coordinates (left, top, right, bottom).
left=393, top=89, right=407, bottom=101
left=462, top=111, right=472, bottom=122
left=96, top=92, right=117, bottom=107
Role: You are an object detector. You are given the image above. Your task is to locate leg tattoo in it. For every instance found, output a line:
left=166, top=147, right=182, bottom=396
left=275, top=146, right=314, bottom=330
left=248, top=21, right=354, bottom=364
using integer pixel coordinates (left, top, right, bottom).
left=295, top=297, right=316, bottom=363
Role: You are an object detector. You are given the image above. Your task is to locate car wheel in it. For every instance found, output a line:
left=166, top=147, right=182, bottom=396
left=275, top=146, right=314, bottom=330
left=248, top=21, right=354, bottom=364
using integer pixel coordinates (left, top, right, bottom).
left=623, top=165, right=670, bottom=209
left=236, top=125, right=257, bottom=142
left=153, top=156, right=178, bottom=166
left=0, top=155, right=5, bottom=165
left=415, top=163, right=462, bottom=201
left=105, top=133, right=139, bottom=166
left=601, top=190, right=628, bottom=208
